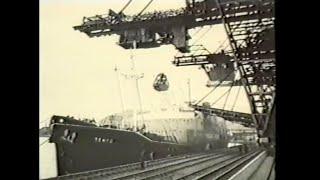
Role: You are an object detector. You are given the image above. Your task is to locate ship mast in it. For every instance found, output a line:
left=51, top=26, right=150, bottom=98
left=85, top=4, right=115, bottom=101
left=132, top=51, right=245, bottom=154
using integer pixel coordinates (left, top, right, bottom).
left=114, top=65, right=125, bottom=128
left=187, top=78, right=191, bottom=105
left=127, top=40, right=144, bottom=131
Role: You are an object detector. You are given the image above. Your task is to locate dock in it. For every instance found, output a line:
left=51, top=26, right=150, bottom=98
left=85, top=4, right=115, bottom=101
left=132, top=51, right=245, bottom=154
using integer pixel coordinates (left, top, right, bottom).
left=43, top=147, right=274, bottom=180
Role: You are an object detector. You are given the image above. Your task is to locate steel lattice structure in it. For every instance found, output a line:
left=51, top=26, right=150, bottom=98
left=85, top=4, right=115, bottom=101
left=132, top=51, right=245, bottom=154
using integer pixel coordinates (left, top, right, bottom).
left=74, top=0, right=275, bottom=146
left=215, top=0, right=275, bottom=145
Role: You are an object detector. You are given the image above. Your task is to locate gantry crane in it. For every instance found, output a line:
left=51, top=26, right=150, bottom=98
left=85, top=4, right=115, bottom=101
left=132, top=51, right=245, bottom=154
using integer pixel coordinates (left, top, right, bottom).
left=73, top=0, right=275, bottom=148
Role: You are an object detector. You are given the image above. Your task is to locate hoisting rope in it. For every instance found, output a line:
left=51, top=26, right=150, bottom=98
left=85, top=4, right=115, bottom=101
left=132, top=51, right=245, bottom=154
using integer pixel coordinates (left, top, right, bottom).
left=214, top=37, right=229, bottom=54
left=210, top=80, right=234, bottom=107
left=231, top=85, right=241, bottom=111
left=174, top=25, right=213, bottom=57
left=213, top=19, right=247, bottom=54
left=119, top=0, right=133, bottom=14
left=191, top=27, right=204, bottom=37
left=190, top=19, right=243, bottom=54
left=175, top=25, right=230, bottom=57
left=190, top=25, right=213, bottom=46
left=175, top=0, right=247, bottom=57
left=137, top=0, right=155, bottom=16
left=188, top=44, right=211, bottom=56
left=222, top=80, right=235, bottom=109
left=194, top=70, right=234, bottom=105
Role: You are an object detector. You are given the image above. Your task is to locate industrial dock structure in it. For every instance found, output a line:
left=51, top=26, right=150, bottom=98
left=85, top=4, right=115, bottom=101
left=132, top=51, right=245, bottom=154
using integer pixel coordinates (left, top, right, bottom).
left=41, top=0, right=275, bottom=179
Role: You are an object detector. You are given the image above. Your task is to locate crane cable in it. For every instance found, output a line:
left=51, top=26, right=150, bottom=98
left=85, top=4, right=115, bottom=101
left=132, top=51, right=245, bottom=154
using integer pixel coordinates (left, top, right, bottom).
left=137, top=0, right=155, bottom=16
left=213, top=20, right=246, bottom=54
left=175, top=25, right=229, bottom=57
left=174, top=27, right=206, bottom=57
left=222, top=80, right=235, bottom=110
left=231, top=85, right=241, bottom=111
left=190, top=25, right=213, bottom=46
left=174, top=25, right=213, bottom=57
left=210, top=80, right=234, bottom=107
left=192, top=27, right=204, bottom=37
left=214, top=37, right=229, bottom=54
left=175, top=4, right=244, bottom=57
left=119, top=0, right=133, bottom=14
left=194, top=70, right=234, bottom=105
left=194, top=14, right=246, bottom=54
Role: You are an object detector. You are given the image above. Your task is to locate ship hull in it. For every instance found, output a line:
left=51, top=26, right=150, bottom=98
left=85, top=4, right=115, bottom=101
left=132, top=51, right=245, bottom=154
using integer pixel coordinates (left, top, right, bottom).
left=49, top=123, right=229, bottom=175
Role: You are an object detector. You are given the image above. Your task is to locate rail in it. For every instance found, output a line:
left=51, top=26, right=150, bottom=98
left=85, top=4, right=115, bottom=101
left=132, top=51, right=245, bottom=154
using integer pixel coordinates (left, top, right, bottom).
left=43, top=147, right=241, bottom=180
left=175, top=150, right=263, bottom=179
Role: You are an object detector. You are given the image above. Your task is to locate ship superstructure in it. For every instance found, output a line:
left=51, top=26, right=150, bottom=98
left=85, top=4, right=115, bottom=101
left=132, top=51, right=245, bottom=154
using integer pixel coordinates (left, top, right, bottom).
left=100, top=105, right=230, bottom=144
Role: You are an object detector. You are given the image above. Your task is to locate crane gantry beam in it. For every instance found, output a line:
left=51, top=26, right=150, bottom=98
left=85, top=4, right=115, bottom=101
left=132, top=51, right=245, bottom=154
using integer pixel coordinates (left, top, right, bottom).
left=73, top=0, right=274, bottom=52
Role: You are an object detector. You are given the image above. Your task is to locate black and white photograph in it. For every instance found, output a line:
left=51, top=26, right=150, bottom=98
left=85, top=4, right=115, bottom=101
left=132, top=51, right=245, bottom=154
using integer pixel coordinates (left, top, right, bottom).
left=39, top=0, right=275, bottom=179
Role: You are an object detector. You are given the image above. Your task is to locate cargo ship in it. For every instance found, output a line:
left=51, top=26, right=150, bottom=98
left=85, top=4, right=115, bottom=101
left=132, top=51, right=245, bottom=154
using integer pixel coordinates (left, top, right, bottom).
left=47, top=47, right=231, bottom=175
left=48, top=104, right=230, bottom=175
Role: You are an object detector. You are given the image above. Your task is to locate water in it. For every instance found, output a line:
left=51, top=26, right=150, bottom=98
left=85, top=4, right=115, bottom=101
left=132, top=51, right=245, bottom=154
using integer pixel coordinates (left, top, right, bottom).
left=39, top=137, right=57, bottom=179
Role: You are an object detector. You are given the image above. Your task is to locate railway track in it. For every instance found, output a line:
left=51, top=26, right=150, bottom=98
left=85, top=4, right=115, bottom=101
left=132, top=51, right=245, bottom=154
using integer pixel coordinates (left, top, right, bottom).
left=45, top=148, right=239, bottom=180
left=178, top=150, right=262, bottom=180
left=46, top=147, right=266, bottom=180
left=117, top=150, right=261, bottom=180
left=108, top=151, right=239, bottom=180
left=46, top=153, right=202, bottom=180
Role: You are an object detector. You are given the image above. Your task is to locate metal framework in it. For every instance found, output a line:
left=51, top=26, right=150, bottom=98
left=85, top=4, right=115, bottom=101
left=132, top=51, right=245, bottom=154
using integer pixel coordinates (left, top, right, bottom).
left=215, top=0, right=275, bottom=144
left=74, top=0, right=275, bottom=146
left=172, top=0, right=275, bottom=143
left=192, top=104, right=254, bottom=127
left=74, top=0, right=274, bottom=52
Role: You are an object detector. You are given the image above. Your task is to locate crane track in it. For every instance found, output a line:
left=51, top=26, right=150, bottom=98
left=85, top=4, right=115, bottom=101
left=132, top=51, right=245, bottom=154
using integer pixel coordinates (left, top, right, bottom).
left=177, top=149, right=262, bottom=180
left=49, top=148, right=239, bottom=180
left=103, top=151, right=239, bottom=180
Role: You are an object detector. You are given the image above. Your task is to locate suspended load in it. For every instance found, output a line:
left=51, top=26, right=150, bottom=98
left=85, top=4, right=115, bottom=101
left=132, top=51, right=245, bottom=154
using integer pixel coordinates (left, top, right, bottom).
left=153, top=73, right=169, bottom=91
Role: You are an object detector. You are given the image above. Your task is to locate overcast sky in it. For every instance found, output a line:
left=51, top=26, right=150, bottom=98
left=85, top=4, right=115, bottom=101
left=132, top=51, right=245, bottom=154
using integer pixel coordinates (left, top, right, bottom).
left=40, top=0, right=251, bottom=126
